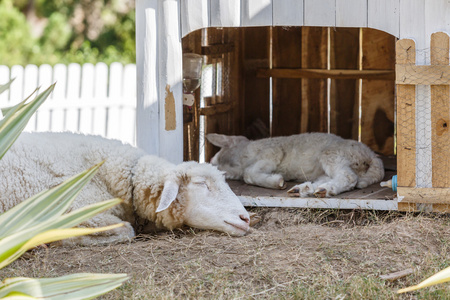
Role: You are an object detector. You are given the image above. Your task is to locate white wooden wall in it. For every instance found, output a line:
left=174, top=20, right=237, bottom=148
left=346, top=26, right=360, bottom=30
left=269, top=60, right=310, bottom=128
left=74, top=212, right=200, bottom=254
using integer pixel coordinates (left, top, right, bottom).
left=136, top=0, right=450, bottom=167
left=0, top=63, right=136, bottom=145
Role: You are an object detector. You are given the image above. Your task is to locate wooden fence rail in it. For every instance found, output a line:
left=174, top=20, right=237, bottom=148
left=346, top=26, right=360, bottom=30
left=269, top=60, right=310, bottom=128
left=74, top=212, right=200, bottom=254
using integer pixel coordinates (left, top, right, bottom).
left=0, top=62, right=136, bottom=145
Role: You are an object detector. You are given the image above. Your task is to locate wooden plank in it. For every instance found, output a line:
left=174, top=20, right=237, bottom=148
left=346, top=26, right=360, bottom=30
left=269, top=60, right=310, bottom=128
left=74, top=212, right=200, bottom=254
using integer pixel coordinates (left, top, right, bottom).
left=240, top=196, right=398, bottom=210
left=396, top=39, right=416, bottom=188
left=210, top=0, right=241, bottom=27
left=330, top=28, right=360, bottom=140
left=430, top=32, right=450, bottom=188
left=199, top=103, right=232, bottom=115
left=336, top=0, right=367, bottom=28
left=241, top=0, right=273, bottom=27
left=304, top=0, right=335, bottom=27
left=182, top=29, right=202, bottom=161
left=23, top=64, right=39, bottom=132
left=272, top=0, right=303, bottom=26
left=181, top=0, right=209, bottom=37
left=301, top=27, right=328, bottom=133
left=396, top=65, right=450, bottom=85
left=271, top=27, right=303, bottom=136
left=136, top=0, right=160, bottom=157
left=230, top=179, right=397, bottom=210
left=258, top=68, right=395, bottom=80
left=368, top=0, right=400, bottom=38
left=242, top=27, right=271, bottom=138
left=65, top=63, right=81, bottom=132
left=398, top=187, right=450, bottom=204
left=158, top=0, right=183, bottom=164
left=10, top=65, right=24, bottom=103
left=360, top=28, right=396, bottom=156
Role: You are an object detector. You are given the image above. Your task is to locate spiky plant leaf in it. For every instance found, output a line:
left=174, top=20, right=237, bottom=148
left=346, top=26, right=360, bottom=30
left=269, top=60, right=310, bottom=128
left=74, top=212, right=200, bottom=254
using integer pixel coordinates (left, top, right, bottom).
left=398, top=266, right=450, bottom=293
left=0, top=273, right=128, bottom=299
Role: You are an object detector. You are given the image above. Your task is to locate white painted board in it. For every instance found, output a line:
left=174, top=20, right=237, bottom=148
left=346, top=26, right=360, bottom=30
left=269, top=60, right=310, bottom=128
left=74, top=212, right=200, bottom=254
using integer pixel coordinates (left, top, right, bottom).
left=181, top=0, right=209, bottom=37
left=304, top=0, right=335, bottom=27
left=210, top=0, right=241, bottom=27
left=273, top=0, right=304, bottom=26
left=368, top=0, right=400, bottom=38
left=336, top=0, right=367, bottom=28
left=241, top=0, right=273, bottom=27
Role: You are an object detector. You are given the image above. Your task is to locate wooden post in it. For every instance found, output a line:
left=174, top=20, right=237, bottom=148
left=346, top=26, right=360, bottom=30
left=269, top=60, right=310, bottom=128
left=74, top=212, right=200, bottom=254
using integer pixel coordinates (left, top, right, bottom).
left=396, top=38, right=416, bottom=211
left=431, top=32, right=450, bottom=187
left=136, top=0, right=183, bottom=164
left=396, top=39, right=416, bottom=188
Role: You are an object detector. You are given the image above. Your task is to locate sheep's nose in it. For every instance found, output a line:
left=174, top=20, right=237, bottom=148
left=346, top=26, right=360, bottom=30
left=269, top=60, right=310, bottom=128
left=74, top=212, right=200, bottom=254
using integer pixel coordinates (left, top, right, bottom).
left=240, top=214, right=250, bottom=224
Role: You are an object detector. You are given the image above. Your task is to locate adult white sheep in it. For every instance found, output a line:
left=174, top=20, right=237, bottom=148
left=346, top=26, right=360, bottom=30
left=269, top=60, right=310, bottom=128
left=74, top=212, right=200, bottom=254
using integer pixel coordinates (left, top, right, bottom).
left=206, top=132, right=384, bottom=198
left=0, top=132, right=250, bottom=245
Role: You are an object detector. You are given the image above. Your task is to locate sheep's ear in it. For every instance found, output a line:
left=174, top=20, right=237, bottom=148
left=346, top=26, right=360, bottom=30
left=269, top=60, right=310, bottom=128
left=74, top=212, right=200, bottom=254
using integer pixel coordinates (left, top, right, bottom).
left=156, top=180, right=179, bottom=213
left=206, top=133, right=248, bottom=148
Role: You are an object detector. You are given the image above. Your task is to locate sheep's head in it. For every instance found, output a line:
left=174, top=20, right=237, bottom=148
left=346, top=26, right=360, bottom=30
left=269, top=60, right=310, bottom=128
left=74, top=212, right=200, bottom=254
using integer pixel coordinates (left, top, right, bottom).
left=205, top=133, right=250, bottom=180
left=155, top=162, right=250, bottom=236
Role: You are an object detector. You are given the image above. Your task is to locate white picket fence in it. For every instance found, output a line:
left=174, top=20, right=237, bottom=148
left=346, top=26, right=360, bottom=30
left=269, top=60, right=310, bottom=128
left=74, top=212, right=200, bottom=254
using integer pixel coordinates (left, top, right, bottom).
left=0, top=62, right=137, bottom=145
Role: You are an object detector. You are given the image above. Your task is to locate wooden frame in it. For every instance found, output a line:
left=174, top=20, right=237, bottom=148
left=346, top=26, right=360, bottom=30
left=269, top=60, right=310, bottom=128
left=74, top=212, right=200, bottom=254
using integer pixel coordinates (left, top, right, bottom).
left=135, top=1, right=450, bottom=211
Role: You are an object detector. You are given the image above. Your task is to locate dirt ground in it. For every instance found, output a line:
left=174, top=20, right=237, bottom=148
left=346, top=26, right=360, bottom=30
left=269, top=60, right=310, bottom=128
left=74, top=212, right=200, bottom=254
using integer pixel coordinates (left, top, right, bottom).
left=2, top=208, right=450, bottom=299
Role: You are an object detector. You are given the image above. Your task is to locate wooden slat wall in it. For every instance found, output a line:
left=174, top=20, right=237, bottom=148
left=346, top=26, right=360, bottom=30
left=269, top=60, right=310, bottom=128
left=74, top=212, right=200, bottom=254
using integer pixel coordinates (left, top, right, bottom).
left=242, top=27, right=271, bottom=139
left=300, top=27, right=328, bottom=133
left=181, top=0, right=407, bottom=38
left=430, top=32, right=450, bottom=187
left=329, top=28, right=360, bottom=139
left=360, top=28, right=396, bottom=155
left=271, top=27, right=303, bottom=136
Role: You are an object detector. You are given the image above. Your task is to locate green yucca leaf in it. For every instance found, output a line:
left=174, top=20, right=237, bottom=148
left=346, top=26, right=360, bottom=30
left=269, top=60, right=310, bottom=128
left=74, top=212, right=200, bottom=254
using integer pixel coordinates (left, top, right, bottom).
left=0, top=273, right=128, bottom=299
left=398, top=266, right=450, bottom=293
left=0, top=202, right=122, bottom=269
left=0, top=162, right=103, bottom=238
left=0, top=78, right=15, bottom=96
left=0, top=83, right=55, bottom=159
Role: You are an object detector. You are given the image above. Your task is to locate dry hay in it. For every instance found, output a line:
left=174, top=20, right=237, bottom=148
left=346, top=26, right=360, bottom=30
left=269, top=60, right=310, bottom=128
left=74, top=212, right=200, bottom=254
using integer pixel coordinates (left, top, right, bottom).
left=2, top=208, right=450, bottom=299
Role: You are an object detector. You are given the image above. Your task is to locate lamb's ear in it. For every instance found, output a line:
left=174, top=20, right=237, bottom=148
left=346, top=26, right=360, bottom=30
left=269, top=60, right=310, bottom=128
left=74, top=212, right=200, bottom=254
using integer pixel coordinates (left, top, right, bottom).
left=156, top=180, right=179, bottom=213
left=206, top=133, right=248, bottom=148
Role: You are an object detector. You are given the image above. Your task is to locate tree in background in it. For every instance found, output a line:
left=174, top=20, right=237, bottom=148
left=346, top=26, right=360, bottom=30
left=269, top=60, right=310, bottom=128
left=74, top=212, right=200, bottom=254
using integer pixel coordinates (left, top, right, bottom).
left=1, top=0, right=135, bottom=66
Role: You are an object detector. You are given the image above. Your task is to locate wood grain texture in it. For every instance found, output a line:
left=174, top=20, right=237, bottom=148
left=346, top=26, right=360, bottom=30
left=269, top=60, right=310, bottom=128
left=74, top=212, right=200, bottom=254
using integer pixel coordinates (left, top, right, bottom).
left=360, top=28, right=395, bottom=155
left=257, top=68, right=394, bottom=80
left=430, top=32, right=450, bottom=187
left=396, top=39, right=416, bottom=187
left=329, top=28, right=360, bottom=140
left=301, top=27, right=328, bottom=133
left=271, top=27, right=303, bottom=136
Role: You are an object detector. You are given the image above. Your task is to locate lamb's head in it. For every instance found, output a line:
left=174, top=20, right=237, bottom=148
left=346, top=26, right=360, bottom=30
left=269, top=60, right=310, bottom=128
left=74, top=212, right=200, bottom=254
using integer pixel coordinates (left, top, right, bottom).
left=205, top=133, right=249, bottom=180
left=148, top=161, right=250, bottom=236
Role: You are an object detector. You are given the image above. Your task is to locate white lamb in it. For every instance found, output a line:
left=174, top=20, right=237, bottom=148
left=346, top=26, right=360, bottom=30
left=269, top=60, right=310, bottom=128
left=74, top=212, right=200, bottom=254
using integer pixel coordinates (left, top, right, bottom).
left=0, top=132, right=251, bottom=245
left=206, top=132, right=384, bottom=197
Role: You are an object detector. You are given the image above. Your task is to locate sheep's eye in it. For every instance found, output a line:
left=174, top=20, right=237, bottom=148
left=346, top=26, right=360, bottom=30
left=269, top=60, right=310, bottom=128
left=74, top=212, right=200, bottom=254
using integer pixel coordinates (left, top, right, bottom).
left=193, top=181, right=210, bottom=190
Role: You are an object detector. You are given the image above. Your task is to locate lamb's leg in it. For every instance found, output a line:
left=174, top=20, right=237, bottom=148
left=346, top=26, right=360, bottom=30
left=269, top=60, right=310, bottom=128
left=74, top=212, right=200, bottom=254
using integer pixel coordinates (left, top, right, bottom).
left=60, top=213, right=135, bottom=246
left=287, top=175, right=332, bottom=197
left=312, top=152, right=358, bottom=197
left=243, top=160, right=286, bottom=189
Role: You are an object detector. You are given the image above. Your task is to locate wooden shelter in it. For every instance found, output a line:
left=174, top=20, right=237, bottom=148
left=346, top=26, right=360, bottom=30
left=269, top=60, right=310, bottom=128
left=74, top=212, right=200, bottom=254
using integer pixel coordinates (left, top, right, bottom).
left=135, top=0, right=450, bottom=212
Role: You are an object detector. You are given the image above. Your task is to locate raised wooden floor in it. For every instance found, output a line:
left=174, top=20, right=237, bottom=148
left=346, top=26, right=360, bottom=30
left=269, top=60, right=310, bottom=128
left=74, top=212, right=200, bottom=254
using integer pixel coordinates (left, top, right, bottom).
left=229, top=160, right=398, bottom=211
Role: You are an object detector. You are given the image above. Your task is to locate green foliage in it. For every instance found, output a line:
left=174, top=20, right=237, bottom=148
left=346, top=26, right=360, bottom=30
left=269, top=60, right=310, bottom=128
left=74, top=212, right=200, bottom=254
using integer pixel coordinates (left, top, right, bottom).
left=0, top=1, right=35, bottom=66
left=0, top=81, right=127, bottom=297
left=0, top=0, right=135, bottom=66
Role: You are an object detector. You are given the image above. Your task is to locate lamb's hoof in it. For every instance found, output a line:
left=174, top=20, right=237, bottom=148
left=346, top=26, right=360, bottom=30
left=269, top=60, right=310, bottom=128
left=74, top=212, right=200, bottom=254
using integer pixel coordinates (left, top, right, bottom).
left=314, top=188, right=327, bottom=198
left=279, top=179, right=287, bottom=190
left=287, top=185, right=300, bottom=197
